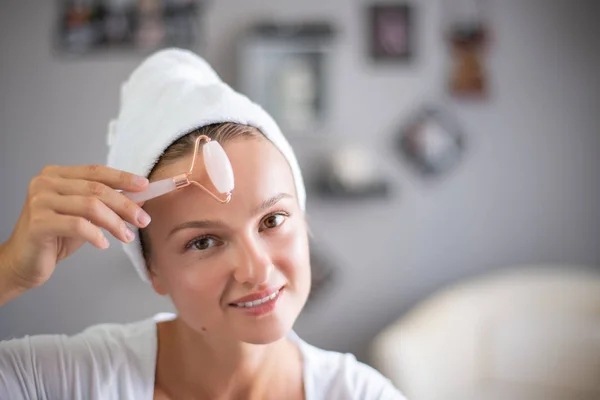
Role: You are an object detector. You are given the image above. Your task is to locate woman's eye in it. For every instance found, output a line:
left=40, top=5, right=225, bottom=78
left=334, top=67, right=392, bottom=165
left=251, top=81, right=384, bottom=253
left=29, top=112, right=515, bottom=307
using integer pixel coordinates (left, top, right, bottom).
left=187, top=236, right=220, bottom=251
left=261, top=213, right=286, bottom=230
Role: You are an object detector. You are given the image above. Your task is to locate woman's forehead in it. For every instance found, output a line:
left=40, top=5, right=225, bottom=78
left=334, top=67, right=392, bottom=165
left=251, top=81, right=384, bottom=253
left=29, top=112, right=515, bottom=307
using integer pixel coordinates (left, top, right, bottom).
left=146, top=138, right=297, bottom=220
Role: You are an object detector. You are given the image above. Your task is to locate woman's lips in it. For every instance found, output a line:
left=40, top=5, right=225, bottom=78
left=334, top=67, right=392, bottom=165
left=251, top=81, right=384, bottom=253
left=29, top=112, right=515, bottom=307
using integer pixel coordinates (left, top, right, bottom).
left=229, top=287, right=284, bottom=317
left=229, top=286, right=282, bottom=306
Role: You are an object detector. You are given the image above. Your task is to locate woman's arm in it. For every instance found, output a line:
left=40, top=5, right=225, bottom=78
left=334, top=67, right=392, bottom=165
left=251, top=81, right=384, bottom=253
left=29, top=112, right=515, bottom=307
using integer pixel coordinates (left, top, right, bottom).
left=0, top=241, right=28, bottom=307
left=0, top=165, right=150, bottom=308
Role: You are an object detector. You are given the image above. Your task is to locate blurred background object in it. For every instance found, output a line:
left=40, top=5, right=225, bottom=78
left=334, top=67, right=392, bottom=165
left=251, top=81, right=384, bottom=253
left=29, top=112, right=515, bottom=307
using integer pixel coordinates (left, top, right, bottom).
left=1, top=1, right=599, bottom=397
left=368, top=3, right=414, bottom=62
left=443, top=0, right=490, bottom=98
left=397, top=104, right=465, bottom=177
left=238, top=21, right=335, bottom=135
left=369, top=266, right=600, bottom=400
left=313, top=144, right=391, bottom=198
left=57, top=0, right=202, bottom=55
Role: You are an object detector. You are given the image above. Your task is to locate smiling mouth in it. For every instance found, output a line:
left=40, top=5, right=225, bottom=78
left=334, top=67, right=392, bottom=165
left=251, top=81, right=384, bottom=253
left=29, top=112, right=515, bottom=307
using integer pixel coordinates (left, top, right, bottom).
left=229, top=288, right=283, bottom=308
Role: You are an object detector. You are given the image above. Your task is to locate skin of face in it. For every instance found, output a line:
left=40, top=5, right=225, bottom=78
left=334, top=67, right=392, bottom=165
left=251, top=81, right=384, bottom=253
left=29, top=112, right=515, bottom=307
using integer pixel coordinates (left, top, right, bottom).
left=143, top=137, right=311, bottom=345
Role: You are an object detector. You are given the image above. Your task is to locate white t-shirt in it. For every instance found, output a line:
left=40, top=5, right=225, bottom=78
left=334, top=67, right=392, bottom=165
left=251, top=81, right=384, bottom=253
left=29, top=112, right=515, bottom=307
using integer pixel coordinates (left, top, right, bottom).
left=0, top=314, right=405, bottom=399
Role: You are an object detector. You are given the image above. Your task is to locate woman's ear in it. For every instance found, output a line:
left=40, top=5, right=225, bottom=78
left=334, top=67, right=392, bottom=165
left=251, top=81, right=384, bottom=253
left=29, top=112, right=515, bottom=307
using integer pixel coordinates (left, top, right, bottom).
left=148, top=263, right=169, bottom=296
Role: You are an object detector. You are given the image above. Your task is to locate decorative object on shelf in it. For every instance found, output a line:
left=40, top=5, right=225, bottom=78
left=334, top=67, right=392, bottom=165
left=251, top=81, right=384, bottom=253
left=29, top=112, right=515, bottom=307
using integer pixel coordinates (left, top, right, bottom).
left=444, top=0, right=490, bottom=98
left=397, top=105, right=465, bottom=177
left=238, top=22, right=336, bottom=135
left=368, top=3, right=414, bottom=62
left=56, top=0, right=202, bottom=55
left=313, top=145, right=390, bottom=199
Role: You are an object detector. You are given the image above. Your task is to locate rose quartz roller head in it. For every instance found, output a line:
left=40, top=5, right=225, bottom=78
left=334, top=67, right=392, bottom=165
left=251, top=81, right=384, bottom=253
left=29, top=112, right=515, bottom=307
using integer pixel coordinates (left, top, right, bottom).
left=122, top=135, right=234, bottom=204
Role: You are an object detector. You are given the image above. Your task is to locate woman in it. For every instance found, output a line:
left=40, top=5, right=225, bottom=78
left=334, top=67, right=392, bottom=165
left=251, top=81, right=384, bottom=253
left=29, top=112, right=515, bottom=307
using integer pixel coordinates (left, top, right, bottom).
left=0, top=49, right=405, bottom=399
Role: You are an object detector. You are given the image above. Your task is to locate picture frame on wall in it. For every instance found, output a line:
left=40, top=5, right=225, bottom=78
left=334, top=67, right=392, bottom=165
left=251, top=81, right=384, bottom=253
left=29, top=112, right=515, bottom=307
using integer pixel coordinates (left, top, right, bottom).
left=238, top=22, right=336, bottom=136
left=56, top=0, right=202, bottom=56
left=396, top=105, right=465, bottom=177
left=368, top=3, right=414, bottom=62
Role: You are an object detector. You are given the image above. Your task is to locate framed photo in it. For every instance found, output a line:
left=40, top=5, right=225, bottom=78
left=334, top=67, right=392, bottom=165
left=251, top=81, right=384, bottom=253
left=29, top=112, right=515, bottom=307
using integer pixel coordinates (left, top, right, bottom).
left=56, top=0, right=201, bottom=56
left=368, top=3, right=413, bottom=61
left=238, top=22, right=336, bottom=135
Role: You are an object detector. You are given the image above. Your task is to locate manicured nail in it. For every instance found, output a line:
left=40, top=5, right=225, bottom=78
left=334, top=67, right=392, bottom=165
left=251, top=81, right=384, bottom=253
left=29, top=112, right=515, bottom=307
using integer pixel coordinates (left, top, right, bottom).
left=137, top=210, right=151, bottom=227
left=124, top=226, right=135, bottom=242
left=135, top=176, right=149, bottom=188
left=101, top=236, right=110, bottom=249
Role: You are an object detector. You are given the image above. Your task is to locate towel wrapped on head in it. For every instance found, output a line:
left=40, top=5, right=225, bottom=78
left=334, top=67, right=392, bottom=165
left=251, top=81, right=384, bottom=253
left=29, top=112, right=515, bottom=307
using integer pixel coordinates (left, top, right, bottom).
left=106, top=48, right=306, bottom=283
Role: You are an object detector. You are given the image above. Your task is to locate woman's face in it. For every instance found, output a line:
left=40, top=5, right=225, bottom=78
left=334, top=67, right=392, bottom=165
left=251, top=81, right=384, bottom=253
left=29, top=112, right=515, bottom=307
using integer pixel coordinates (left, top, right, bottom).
left=144, top=137, right=311, bottom=344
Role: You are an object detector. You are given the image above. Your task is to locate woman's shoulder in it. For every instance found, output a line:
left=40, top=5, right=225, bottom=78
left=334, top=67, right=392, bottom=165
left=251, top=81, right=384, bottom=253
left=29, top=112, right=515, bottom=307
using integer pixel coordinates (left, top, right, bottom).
left=288, top=332, right=407, bottom=400
left=0, top=316, right=158, bottom=400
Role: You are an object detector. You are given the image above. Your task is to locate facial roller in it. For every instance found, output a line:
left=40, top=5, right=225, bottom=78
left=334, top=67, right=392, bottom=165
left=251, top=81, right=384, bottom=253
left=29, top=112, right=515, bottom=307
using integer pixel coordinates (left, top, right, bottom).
left=121, top=135, right=234, bottom=204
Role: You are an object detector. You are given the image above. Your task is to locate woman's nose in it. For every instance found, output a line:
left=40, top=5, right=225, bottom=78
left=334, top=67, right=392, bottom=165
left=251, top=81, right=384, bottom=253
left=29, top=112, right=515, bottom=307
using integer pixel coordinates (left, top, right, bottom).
left=233, top=236, right=273, bottom=285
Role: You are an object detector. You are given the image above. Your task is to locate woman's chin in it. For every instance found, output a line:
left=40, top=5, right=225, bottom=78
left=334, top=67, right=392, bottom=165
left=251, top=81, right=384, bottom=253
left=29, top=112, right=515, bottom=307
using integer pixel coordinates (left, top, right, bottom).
left=242, top=331, right=286, bottom=345
left=227, top=292, right=303, bottom=344
left=235, top=317, right=293, bottom=344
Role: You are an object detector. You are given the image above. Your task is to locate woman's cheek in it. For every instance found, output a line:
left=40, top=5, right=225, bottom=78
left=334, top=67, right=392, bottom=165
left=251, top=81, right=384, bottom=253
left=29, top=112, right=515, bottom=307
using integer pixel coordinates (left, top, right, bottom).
left=273, top=225, right=310, bottom=282
left=166, top=257, right=227, bottom=302
left=168, top=268, right=226, bottom=332
left=189, top=262, right=224, bottom=290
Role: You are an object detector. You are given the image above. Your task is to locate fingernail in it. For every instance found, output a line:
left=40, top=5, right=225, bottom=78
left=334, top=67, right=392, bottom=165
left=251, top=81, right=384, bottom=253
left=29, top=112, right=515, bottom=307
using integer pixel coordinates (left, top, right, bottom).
left=137, top=211, right=151, bottom=227
left=135, top=176, right=149, bottom=187
left=124, top=226, right=135, bottom=242
left=102, top=236, right=110, bottom=249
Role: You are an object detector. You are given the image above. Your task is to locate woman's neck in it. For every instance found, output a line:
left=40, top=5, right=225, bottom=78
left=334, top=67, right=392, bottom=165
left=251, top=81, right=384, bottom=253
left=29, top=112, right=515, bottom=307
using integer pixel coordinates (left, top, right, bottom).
left=155, top=318, right=304, bottom=400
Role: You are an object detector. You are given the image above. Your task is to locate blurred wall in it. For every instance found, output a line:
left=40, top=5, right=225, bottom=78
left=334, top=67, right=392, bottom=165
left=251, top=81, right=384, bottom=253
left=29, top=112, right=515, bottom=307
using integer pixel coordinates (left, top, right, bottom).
left=1, top=0, right=599, bottom=362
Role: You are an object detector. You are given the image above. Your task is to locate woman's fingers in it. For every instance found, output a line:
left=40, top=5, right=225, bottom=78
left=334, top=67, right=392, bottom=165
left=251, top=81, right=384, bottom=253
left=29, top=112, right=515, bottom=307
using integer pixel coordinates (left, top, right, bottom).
left=36, top=212, right=109, bottom=250
left=34, top=192, right=136, bottom=244
left=1, top=164, right=150, bottom=296
left=29, top=175, right=151, bottom=229
left=40, top=164, right=148, bottom=192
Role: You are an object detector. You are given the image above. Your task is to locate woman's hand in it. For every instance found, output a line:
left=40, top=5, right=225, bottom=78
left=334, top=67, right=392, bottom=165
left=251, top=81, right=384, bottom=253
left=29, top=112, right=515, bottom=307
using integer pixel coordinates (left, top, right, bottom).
left=0, top=165, right=151, bottom=304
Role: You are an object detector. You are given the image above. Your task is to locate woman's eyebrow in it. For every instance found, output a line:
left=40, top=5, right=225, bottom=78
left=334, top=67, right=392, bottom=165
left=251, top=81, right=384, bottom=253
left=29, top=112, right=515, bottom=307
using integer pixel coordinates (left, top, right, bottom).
left=166, top=193, right=293, bottom=239
left=167, top=219, right=227, bottom=240
left=251, top=192, right=293, bottom=216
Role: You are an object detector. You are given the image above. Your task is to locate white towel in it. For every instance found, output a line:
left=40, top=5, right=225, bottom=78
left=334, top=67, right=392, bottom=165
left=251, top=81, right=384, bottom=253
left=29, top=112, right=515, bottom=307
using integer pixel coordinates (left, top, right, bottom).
left=106, top=48, right=306, bottom=283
